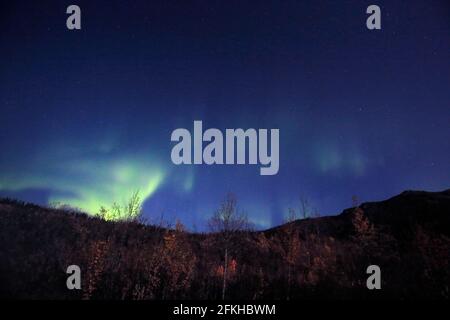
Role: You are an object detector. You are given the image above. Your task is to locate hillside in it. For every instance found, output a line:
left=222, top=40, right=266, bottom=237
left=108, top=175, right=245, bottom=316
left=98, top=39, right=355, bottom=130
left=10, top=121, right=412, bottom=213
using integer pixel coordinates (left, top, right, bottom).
left=0, top=189, right=449, bottom=299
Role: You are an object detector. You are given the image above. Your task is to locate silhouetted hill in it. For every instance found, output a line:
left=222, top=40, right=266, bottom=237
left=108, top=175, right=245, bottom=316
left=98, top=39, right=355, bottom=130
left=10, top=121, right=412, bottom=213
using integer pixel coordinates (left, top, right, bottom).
left=268, top=189, right=450, bottom=240
left=0, top=189, right=449, bottom=299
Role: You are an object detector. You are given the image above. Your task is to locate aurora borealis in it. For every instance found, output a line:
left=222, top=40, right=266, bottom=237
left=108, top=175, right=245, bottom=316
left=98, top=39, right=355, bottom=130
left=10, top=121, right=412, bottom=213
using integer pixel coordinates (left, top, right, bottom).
left=1, top=1, right=449, bottom=229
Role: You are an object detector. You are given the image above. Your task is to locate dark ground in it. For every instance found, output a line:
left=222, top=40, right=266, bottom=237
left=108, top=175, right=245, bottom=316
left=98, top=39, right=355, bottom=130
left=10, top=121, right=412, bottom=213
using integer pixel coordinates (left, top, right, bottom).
left=0, top=189, right=449, bottom=300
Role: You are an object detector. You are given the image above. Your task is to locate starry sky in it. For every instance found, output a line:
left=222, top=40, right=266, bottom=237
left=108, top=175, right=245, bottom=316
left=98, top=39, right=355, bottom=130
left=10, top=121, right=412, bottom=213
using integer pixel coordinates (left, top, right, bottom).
left=0, top=0, right=449, bottom=229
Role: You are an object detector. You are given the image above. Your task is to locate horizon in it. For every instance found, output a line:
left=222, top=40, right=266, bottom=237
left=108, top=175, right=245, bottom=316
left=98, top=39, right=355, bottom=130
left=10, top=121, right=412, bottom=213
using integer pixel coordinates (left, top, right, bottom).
left=1, top=187, right=449, bottom=232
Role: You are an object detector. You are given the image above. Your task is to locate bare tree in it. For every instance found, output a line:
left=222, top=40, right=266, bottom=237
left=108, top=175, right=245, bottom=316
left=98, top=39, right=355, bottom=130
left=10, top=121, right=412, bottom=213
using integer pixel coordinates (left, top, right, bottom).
left=351, top=195, right=375, bottom=247
left=282, top=195, right=313, bottom=299
left=283, top=207, right=301, bottom=300
left=97, top=190, right=143, bottom=221
left=299, top=196, right=310, bottom=219
left=208, top=193, right=248, bottom=300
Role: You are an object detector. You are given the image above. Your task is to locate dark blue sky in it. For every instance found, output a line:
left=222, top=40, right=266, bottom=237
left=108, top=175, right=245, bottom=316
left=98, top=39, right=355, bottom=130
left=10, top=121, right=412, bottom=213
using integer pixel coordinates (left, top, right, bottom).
left=1, top=0, right=449, bottom=229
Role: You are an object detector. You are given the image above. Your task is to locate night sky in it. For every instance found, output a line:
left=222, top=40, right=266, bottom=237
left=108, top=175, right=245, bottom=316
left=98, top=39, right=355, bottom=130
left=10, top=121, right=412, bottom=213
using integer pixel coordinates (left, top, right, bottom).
left=1, top=1, right=449, bottom=229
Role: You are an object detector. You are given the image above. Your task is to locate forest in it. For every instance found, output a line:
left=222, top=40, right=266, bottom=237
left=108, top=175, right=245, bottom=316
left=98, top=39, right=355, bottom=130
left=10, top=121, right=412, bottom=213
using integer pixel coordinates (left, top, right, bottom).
left=0, top=189, right=449, bottom=300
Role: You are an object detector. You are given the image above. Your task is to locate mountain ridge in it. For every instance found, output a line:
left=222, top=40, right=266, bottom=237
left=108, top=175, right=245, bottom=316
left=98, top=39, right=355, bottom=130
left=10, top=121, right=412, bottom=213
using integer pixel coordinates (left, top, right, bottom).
left=0, top=188, right=449, bottom=299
